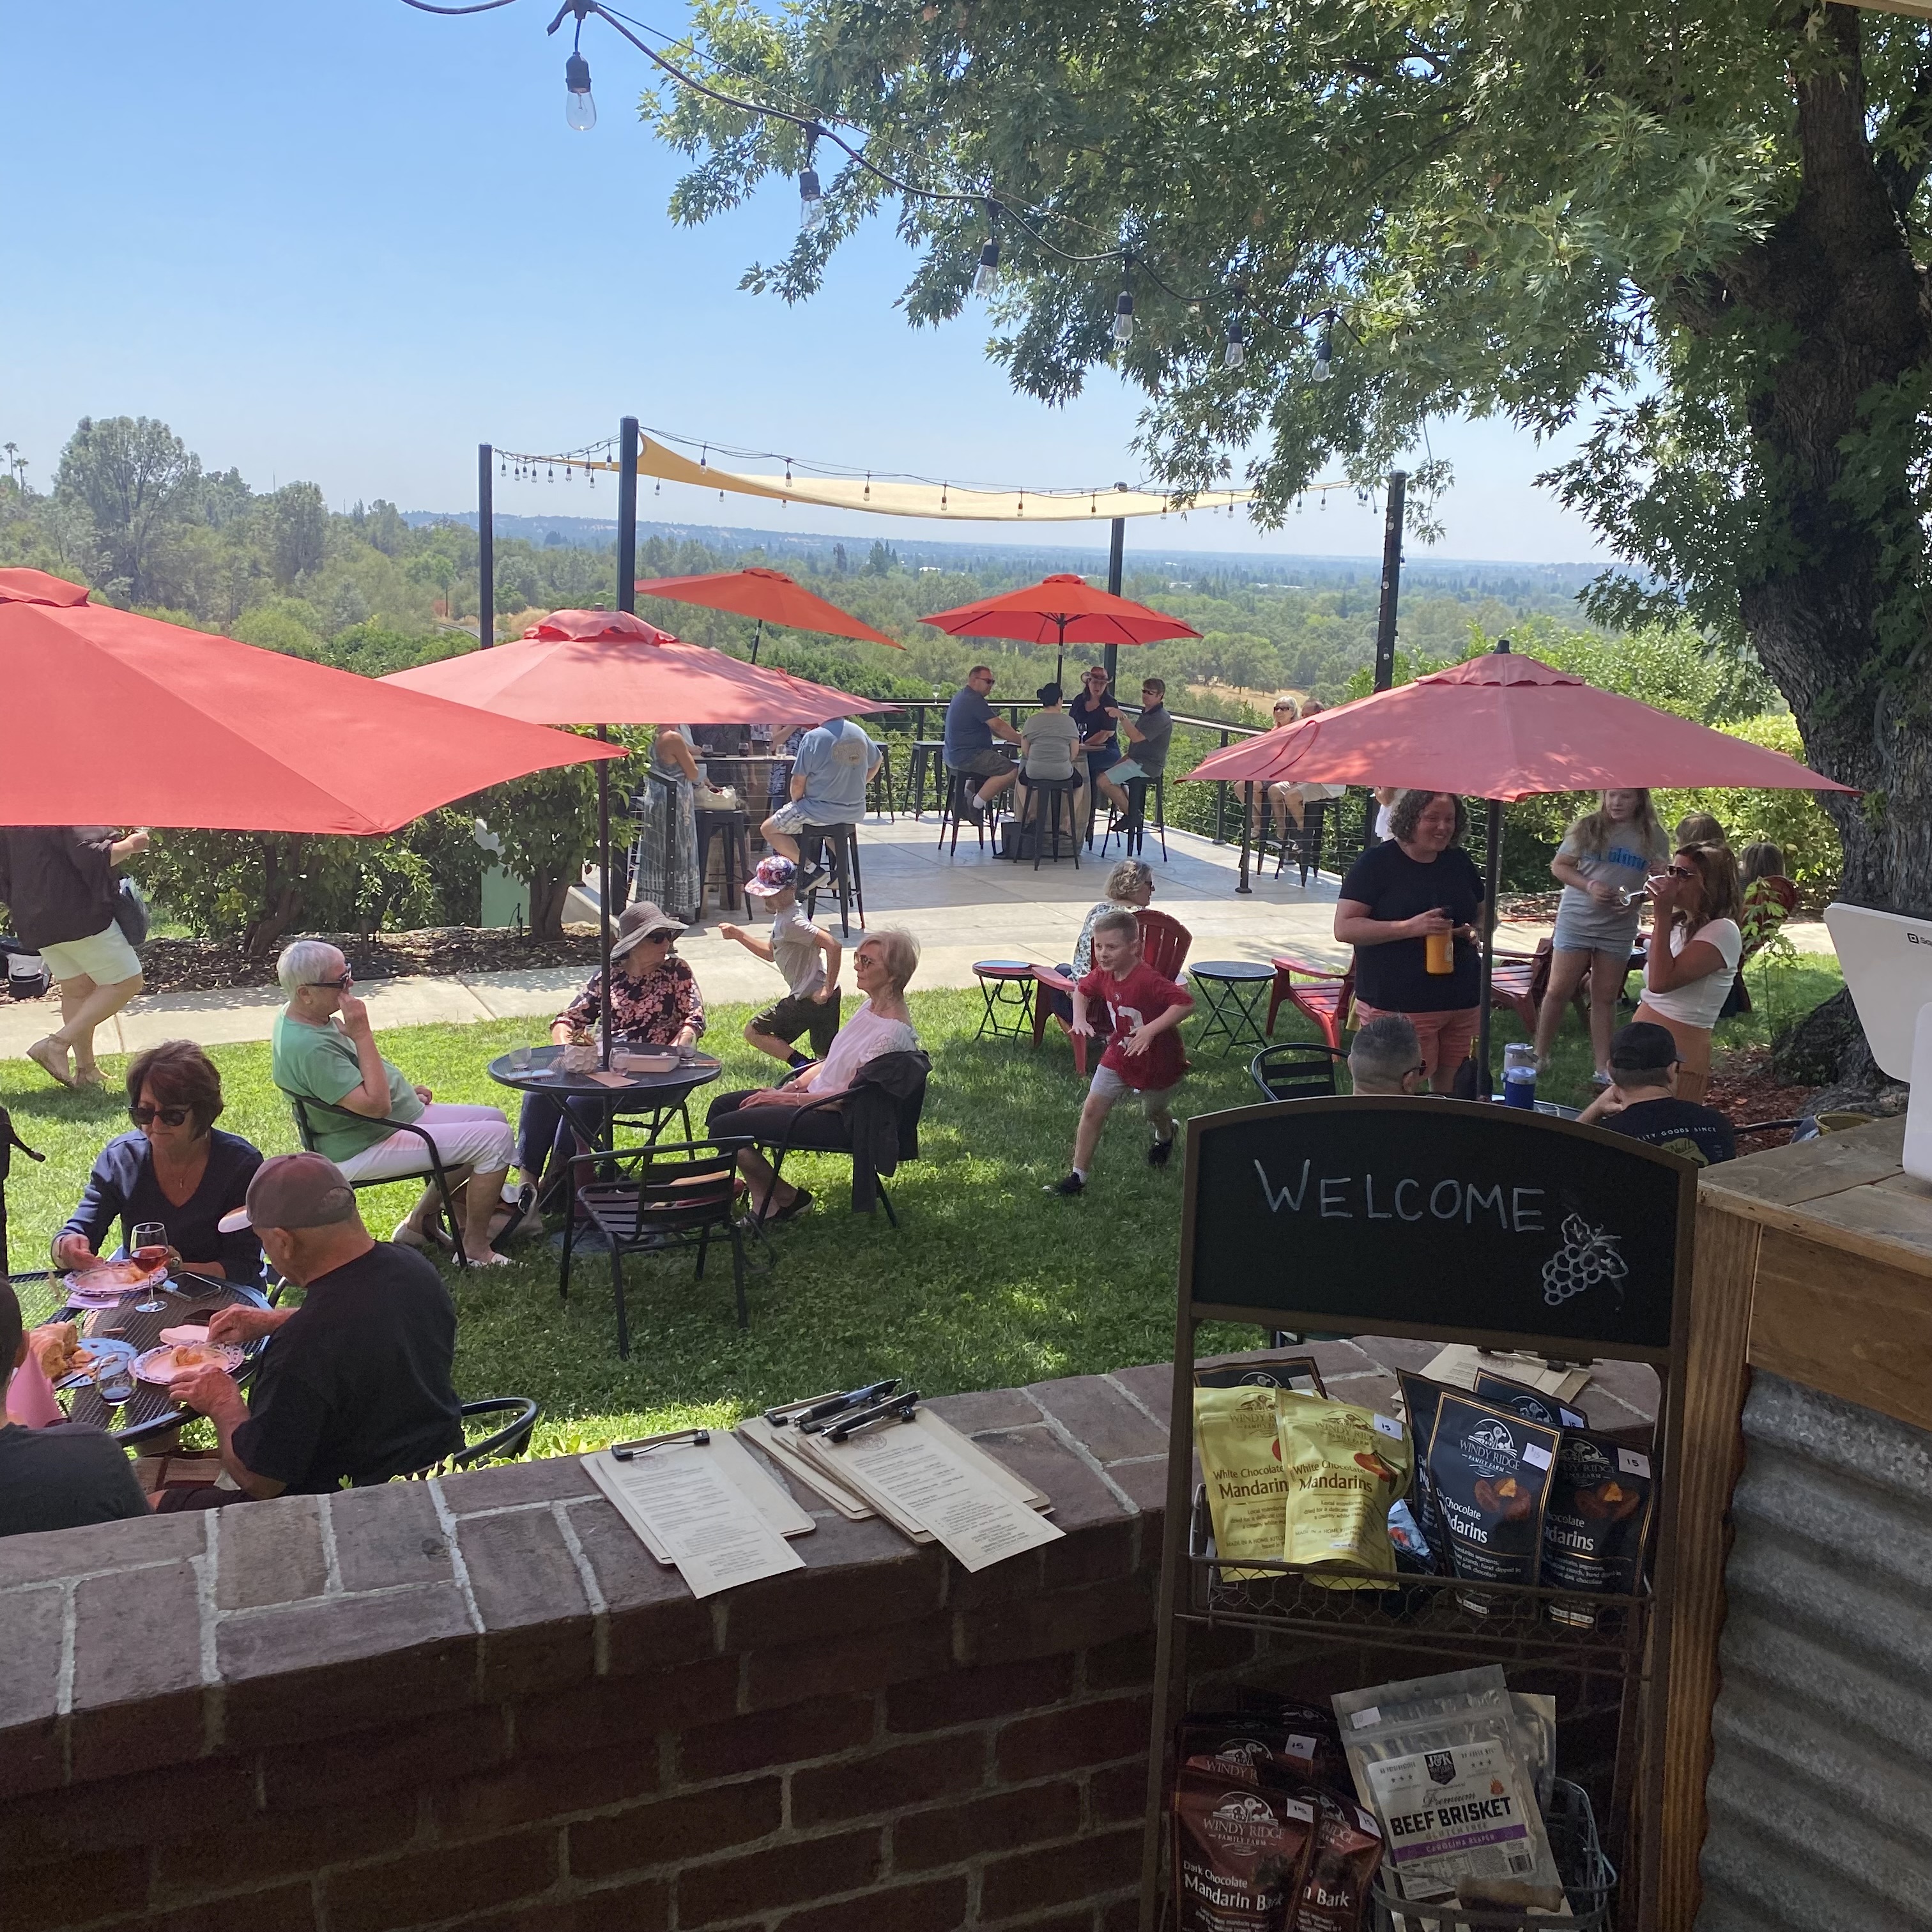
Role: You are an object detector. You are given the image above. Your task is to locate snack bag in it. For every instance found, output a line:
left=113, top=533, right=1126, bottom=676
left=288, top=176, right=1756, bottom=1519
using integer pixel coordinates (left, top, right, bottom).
left=1424, top=1393, right=1561, bottom=1614
left=1276, top=1392, right=1411, bottom=1589
left=1473, top=1369, right=1586, bottom=1430
left=1196, top=1351, right=1329, bottom=1398
left=1185, top=1711, right=1352, bottom=1803
left=1298, top=1787, right=1385, bottom=1932
left=1544, top=1428, right=1656, bottom=1627
left=1196, top=1384, right=1291, bottom=1579
left=1393, top=1370, right=1452, bottom=1567
left=1172, top=1765, right=1318, bottom=1931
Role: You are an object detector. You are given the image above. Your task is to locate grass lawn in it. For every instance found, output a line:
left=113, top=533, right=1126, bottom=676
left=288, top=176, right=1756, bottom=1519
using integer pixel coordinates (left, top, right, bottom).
left=3, top=949, right=1842, bottom=1460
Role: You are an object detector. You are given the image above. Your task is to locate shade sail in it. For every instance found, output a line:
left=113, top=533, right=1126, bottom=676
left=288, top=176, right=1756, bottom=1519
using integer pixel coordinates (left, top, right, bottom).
left=919, top=574, right=1202, bottom=650
left=1185, top=647, right=1852, bottom=800
left=634, top=435, right=1252, bottom=522
left=380, top=608, right=894, bottom=726
left=634, top=568, right=901, bottom=648
left=0, top=572, right=623, bottom=834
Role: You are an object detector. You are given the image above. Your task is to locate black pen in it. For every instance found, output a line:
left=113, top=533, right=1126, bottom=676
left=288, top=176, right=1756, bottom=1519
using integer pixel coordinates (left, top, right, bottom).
left=795, top=1379, right=900, bottom=1433
left=827, top=1392, right=921, bottom=1444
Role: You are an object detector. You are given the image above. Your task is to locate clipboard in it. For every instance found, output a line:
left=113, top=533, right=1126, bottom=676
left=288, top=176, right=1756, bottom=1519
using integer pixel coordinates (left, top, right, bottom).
left=737, top=1414, right=877, bottom=1521
left=584, top=1430, right=815, bottom=1568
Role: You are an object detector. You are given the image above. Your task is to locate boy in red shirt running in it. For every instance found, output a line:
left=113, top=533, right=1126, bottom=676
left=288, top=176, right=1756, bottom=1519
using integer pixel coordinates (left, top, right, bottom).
left=1050, top=909, right=1193, bottom=1196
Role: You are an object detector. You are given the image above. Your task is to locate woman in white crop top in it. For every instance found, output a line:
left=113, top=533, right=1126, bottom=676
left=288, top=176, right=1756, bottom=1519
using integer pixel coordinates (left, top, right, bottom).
left=1634, top=842, right=1744, bottom=1104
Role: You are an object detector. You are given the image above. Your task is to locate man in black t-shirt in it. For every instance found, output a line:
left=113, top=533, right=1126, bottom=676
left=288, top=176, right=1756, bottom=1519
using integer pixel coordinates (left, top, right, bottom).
left=1578, top=1022, right=1736, bottom=1166
left=165, top=1154, right=464, bottom=1504
left=0, top=1282, right=150, bottom=1538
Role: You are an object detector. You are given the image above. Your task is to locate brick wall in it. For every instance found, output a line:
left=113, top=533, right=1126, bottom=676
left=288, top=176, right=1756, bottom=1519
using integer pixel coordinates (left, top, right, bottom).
left=0, top=1340, right=1660, bottom=1932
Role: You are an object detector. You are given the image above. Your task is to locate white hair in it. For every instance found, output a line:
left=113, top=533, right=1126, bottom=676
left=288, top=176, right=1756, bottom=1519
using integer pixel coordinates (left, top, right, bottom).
left=860, top=927, right=921, bottom=995
left=277, top=939, right=344, bottom=997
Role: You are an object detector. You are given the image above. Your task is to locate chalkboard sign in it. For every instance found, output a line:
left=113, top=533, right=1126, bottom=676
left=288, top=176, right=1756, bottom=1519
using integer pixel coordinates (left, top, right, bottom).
left=1181, top=1098, right=1692, bottom=1357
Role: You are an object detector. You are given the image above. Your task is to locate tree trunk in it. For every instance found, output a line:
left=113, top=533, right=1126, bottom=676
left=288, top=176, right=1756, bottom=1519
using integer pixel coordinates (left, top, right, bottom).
left=526, top=875, right=568, bottom=942
left=243, top=837, right=307, bottom=958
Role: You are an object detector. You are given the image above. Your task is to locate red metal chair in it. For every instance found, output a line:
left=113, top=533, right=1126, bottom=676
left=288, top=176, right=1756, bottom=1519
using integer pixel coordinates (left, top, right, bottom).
left=1264, top=954, right=1356, bottom=1050
left=1031, top=909, right=1193, bottom=1073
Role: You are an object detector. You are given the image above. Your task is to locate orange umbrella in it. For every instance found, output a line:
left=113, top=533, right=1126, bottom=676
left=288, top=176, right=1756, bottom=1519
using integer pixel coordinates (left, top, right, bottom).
left=634, top=566, right=901, bottom=662
left=0, top=570, right=622, bottom=833
left=919, top=572, right=1199, bottom=683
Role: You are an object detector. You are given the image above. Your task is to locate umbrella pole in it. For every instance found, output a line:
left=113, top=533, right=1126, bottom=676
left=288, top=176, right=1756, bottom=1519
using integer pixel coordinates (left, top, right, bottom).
left=750, top=616, right=763, bottom=665
left=1237, top=783, right=1254, bottom=894
left=1476, top=795, right=1504, bottom=1099
left=598, top=726, right=614, bottom=1072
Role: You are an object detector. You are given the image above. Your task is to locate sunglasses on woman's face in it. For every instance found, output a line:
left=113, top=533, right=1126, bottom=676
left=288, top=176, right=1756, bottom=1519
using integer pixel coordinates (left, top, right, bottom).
left=308, top=971, right=353, bottom=989
left=1666, top=865, right=1696, bottom=879
left=130, top=1104, right=191, bottom=1128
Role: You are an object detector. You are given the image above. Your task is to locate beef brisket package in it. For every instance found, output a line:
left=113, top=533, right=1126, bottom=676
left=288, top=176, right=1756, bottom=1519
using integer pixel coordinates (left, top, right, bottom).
left=1543, top=1428, right=1656, bottom=1627
left=1172, top=1765, right=1319, bottom=1931
left=1423, top=1392, right=1561, bottom=1614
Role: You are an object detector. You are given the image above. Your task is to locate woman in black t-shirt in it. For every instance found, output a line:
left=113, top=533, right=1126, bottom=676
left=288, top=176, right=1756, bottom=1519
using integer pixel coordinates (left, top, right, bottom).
left=1334, top=790, right=1485, bottom=1091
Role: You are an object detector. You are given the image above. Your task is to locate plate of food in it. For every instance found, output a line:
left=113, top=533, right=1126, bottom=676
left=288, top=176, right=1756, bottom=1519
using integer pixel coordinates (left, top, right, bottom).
left=132, top=1341, right=244, bottom=1385
left=29, top=1321, right=98, bottom=1386
left=62, top=1259, right=169, bottom=1307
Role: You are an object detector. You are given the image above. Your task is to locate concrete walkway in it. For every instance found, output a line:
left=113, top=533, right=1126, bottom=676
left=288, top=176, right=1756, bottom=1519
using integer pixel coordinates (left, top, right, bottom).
left=0, top=809, right=1834, bottom=1066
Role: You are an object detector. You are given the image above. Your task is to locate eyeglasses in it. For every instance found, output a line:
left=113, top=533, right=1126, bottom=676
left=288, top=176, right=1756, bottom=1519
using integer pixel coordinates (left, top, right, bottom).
left=1666, top=865, right=1696, bottom=879
left=307, top=971, right=353, bottom=989
left=1273, top=705, right=1294, bottom=714
left=130, top=1104, right=192, bottom=1128
left=1085, top=672, right=1108, bottom=682
left=642, top=931, right=677, bottom=944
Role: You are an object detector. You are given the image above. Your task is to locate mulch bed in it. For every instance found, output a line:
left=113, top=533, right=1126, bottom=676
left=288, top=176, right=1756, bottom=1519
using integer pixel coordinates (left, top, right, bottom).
left=1705, top=1043, right=1819, bottom=1128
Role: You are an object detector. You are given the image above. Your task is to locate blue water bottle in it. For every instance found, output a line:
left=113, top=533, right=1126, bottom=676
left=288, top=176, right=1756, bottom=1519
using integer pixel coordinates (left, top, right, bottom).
left=1503, top=1041, right=1537, bottom=1109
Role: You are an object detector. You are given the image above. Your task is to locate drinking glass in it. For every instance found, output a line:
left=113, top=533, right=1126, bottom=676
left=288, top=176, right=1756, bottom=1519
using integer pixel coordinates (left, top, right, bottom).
left=509, top=1047, right=532, bottom=1073
left=130, top=1222, right=168, bottom=1312
left=94, top=1353, right=135, bottom=1408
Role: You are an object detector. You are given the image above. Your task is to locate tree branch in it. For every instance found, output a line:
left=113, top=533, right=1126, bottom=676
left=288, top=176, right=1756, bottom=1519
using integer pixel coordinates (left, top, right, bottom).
left=1876, top=55, right=1932, bottom=220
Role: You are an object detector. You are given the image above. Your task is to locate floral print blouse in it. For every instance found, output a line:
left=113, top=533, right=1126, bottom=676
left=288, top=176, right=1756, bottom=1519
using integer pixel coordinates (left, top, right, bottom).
left=558, top=956, right=706, bottom=1044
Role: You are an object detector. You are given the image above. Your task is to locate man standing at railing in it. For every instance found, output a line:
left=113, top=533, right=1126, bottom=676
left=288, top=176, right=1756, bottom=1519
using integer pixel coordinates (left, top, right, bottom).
left=943, top=665, right=1022, bottom=824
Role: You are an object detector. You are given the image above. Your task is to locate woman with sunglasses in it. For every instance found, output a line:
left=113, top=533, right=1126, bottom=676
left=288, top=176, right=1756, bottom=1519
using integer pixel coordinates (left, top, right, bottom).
left=52, top=1041, right=264, bottom=1288
left=1633, top=843, right=1745, bottom=1104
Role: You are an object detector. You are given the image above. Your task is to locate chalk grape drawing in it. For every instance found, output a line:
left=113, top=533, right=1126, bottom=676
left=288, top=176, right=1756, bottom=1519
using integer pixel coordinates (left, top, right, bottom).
left=1542, top=1214, right=1629, bottom=1307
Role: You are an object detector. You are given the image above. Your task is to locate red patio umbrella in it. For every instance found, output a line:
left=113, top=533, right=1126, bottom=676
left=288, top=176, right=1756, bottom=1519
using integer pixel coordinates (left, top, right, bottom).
left=0, top=570, right=622, bottom=834
left=385, top=608, right=894, bottom=1062
left=919, top=573, right=1200, bottom=685
left=1184, top=641, right=1853, bottom=1089
left=634, top=567, right=902, bottom=661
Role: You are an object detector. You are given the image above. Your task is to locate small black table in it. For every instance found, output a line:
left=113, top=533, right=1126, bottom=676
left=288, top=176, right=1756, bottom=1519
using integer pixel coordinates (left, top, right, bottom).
left=972, top=960, right=1038, bottom=1041
left=1188, top=960, right=1278, bottom=1057
left=487, top=1045, right=723, bottom=1151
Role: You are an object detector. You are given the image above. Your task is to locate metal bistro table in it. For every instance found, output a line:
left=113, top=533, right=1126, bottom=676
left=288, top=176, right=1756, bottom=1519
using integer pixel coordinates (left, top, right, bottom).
left=487, top=1045, right=724, bottom=1156
left=1187, top=960, right=1278, bottom=1057
left=12, top=1268, right=272, bottom=1446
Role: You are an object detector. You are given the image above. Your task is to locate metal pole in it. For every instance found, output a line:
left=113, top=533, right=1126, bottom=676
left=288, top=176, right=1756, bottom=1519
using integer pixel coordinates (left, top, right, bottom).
left=617, top=416, right=639, bottom=613
left=597, top=727, right=614, bottom=1071
left=1367, top=469, right=1404, bottom=845
left=1476, top=795, right=1503, bottom=1099
left=477, top=443, right=494, bottom=646
left=1237, top=783, right=1254, bottom=894
left=1102, top=514, right=1125, bottom=693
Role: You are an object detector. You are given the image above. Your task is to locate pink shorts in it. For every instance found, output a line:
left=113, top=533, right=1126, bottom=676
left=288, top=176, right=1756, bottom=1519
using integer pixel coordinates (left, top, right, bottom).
left=1352, top=1002, right=1479, bottom=1087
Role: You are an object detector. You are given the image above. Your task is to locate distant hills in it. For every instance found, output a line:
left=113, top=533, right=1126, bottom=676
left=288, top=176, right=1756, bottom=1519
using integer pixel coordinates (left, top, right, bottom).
left=402, top=509, right=1604, bottom=597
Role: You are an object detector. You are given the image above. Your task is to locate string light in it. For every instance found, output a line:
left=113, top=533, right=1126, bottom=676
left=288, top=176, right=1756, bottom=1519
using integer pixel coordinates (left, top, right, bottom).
left=1313, top=310, right=1336, bottom=383
left=974, top=235, right=1000, bottom=296
left=799, top=127, right=826, bottom=232
left=1223, top=314, right=1245, bottom=371
left=1111, top=287, right=1135, bottom=348
left=564, top=49, right=595, bottom=130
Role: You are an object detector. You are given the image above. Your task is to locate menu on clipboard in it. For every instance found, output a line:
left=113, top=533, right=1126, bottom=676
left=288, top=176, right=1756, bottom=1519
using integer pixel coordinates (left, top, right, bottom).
left=583, top=1437, right=806, bottom=1598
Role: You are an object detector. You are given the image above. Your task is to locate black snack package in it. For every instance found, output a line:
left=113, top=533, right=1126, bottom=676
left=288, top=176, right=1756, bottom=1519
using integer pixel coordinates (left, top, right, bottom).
left=1172, top=1765, right=1317, bottom=1931
left=1394, top=1370, right=1452, bottom=1569
left=1425, top=1393, right=1561, bottom=1614
left=1196, top=1351, right=1329, bottom=1398
left=1544, top=1429, right=1657, bottom=1626
left=1473, top=1370, right=1586, bottom=1430
left=1297, top=1787, right=1384, bottom=1932
left=1206, top=1703, right=1353, bottom=1797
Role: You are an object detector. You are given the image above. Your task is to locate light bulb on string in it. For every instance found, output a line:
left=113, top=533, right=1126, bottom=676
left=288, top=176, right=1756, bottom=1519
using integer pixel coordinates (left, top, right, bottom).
left=564, top=50, right=595, bottom=131
left=799, top=129, right=826, bottom=231
left=1312, top=312, right=1335, bottom=383
left=974, top=236, right=1000, bottom=296
left=1223, top=315, right=1245, bottom=371
left=1112, top=287, right=1135, bottom=346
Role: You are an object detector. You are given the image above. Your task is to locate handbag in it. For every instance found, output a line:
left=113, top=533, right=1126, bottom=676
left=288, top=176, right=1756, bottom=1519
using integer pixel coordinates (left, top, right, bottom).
left=112, top=877, right=150, bottom=947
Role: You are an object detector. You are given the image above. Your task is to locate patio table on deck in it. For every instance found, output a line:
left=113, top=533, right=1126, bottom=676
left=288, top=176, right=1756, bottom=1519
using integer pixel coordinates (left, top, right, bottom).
left=10, top=1269, right=272, bottom=1446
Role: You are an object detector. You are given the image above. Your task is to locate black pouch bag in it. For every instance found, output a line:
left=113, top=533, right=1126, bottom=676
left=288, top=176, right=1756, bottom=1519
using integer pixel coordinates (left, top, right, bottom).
left=1425, top=1392, right=1561, bottom=1614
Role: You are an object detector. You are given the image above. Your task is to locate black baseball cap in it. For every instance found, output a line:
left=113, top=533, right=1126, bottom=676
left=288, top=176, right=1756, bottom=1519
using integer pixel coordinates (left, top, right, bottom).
left=1608, top=1022, right=1677, bottom=1075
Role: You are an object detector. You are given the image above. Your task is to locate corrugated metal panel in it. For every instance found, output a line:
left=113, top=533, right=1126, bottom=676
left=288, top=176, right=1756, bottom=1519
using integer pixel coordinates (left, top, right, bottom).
left=1696, top=1371, right=1932, bottom=1931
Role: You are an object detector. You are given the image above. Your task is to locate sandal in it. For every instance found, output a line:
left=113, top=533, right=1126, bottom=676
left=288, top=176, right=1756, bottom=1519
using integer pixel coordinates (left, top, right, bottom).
left=27, top=1038, right=75, bottom=1089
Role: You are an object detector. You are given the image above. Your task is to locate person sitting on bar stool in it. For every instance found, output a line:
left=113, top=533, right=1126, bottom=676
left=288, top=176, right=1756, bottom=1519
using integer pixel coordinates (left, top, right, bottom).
left=1016, top=682, right=1086, bottom=849
left=943, top=666, right=1022, bottom=823
left=762, top=712, right=880, bottom=885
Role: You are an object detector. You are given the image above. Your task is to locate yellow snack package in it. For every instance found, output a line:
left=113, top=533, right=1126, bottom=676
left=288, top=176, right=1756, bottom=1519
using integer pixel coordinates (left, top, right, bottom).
left=1276, top=1391, right=1413, bottom=1590
left=1193, top=1384, right=1291, bottom=1577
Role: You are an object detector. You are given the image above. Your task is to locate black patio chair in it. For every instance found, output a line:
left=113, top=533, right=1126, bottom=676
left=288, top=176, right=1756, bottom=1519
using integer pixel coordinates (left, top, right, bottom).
left=744, top=1050, right=930, bottom=1230
left=280, top=1088, right=470, bottom=1268
left=560, top=1138, right=770, bottom=1354
left=1249, top=1042, right=1349, bottom=1103
left=404, top=1397, right=542, bottom=1479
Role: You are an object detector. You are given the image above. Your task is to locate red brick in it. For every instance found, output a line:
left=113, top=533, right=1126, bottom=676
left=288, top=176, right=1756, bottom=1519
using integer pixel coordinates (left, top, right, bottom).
left=964, top=1428, right=1130, bottom=1537
left=0, top=1510, right=204, bottom=1589
left=217, top=1583, right=479, bottom=1749
left=790, top=1731, right=985, bottom=1827
left=153, top=1793, right=415, bottom=1901
left=1102, top=1457, right=1168, bottom=1517
left=215, top=1493, right=328, bottom=1610
left=438, top=1457, right=601, bottom=1513
left=891, top=1781, right=1082, bottom=1873
left=924, top=1389, right=1042, bottom=1432
left=743, top=1618, right=953, bottom=1711
left=70, top=1557, right=206, bottom=1781
left=774, top=1874, right=969, bottom=1932
left=995, top=1695, right=1152, bottom=1783
left=514, top=1657, right=740, bottom=1759
left=884, top=1655, right=1074, bottom=1735
left=720, top=1514, right=947, bottom=1653
left=675, top=1825, right=885, bottom=1923
left=568, top=1778, right=781, bottom=1881
left=148, top=1884, right=319, bottom=1932
left=1088, top=1760, right=1150, bottom=1826
left=676, top=1693, right=875, bottom=1784
left=1101, top=1896, right=1142, bottom=1930
left=0, top=1754, right=260, bottom=1864
left=1041, top=1516, right=1140, bottom=1592
left=977, top=1823, right=1141, bottom=1920
left=437, top=1744, right=660, bottom=1838
left=1027, top=1376, right=1168, bottom=1464
left=440, top=1879, right=670, bottom=1932
left=1082, top=1630, right=1156, bottom=1694
left=459, top=1508, right=594, bottom=1696
left=6, top=1845, right=147, bottom=1932
left=957, top=1576, right=1153, bottom=1669
left=1104, top=1364, right=1175, bottom=1430
left=328, top=1482, right=454, bottom=1591
left=0, top=1584, right=68, bottom=1799
left=261, top=1705, right=512, bottom=1813
left=562, top=1503, right=714, bottom=1680
left=325, top=1827, right=558, bottom=1932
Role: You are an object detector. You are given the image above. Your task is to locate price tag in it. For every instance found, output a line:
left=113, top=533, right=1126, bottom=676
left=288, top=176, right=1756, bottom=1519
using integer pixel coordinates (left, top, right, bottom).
left=1372, top=1414, right=1403, bottom=1440
left=1522, top=1443, right=1552, bottom=1470
left=1350, top=1705, right=1381, bottom=1730
left=1618, top=1448, right=1652, bottom=1478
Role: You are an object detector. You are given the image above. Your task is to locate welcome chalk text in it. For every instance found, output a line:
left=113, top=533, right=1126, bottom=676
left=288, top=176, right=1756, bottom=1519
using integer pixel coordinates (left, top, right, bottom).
left=1254, top=1159, right=1547, bottom=1234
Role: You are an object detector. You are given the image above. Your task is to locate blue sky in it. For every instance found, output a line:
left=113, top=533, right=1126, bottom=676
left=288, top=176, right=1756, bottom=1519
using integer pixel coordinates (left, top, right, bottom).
left=3, top=1, right=1609, bottom=565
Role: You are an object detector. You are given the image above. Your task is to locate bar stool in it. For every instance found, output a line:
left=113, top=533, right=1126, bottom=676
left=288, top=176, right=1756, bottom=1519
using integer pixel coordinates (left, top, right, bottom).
left=868, top=745, right=897, bottom=822
left=1100, top=775, right=1169, bottom=862
left=907, top=740, right=948, bottom=818
left=1275, top=797, right=1327, bottom=886
left=937, top=769, right=989, bottom=857
left=801, top=822, right=865, bottom=936
left=1013, top=775, right=1082, bottom=870
left=694, top=808, right=749, bottom=917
